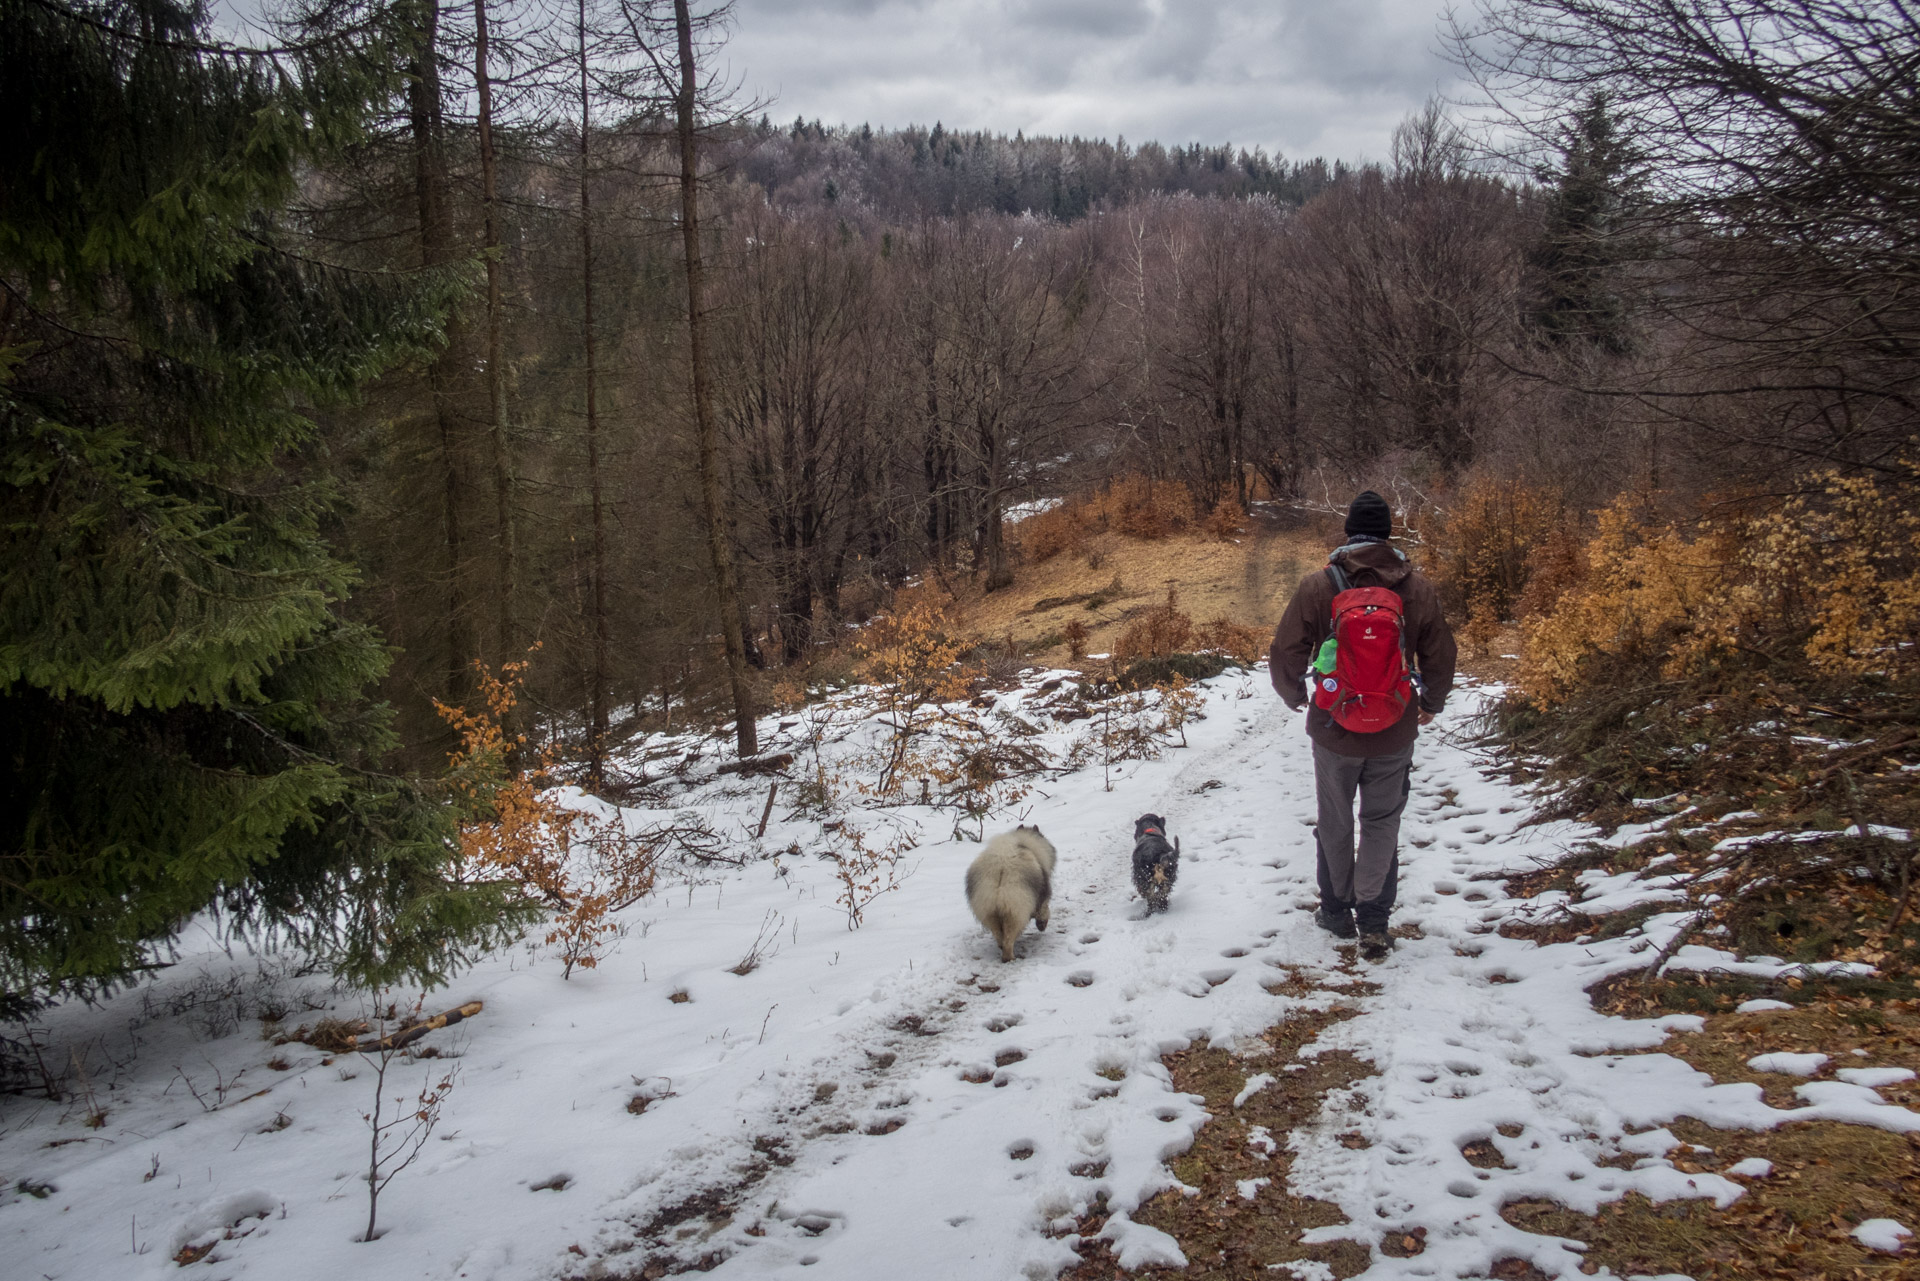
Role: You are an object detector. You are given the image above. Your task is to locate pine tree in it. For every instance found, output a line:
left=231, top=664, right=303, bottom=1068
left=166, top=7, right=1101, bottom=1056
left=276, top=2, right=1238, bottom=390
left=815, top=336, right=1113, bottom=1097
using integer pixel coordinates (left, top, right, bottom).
left=0, top=0, right=528, bottom=1013
left=1527, top=91, right=1645, bottom=353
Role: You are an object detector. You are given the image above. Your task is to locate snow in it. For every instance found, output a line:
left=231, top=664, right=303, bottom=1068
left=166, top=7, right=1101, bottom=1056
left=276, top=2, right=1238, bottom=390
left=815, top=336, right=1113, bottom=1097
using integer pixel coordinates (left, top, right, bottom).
left=1725, top=1157, right=1773, bottom=1178
left=1714, top=824, right=1911, bottom=851
left=5, top=671, right=1916, bottom=1280
left=1837, top=1067, right=1917, bottom=1088
left=1746, top=1052, right=1828, bottom=1076
left=1853, top=1218, right=1912, bottom=1252
left=1003, top=498, right=1064, bottom=524
left=1233, top=1073, right=1277, bottom=1108
left=1736, top=999, right=1794, bottom=1012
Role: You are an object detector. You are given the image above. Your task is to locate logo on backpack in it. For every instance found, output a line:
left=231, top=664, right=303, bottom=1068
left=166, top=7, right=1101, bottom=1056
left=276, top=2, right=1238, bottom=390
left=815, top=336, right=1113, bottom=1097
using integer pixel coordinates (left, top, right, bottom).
left=1310, top=564, right=1414, bottom=733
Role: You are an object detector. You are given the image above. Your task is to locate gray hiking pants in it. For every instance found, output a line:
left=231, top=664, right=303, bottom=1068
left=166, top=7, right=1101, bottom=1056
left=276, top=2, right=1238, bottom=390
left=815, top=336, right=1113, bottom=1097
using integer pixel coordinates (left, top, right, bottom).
left=1312, top=738, right=1414, bottom=933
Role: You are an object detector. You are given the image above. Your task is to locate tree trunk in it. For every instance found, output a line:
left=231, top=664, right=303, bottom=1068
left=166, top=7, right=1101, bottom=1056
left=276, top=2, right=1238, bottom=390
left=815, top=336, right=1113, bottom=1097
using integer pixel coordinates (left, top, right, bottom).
left=577, top=0, right=609, bottom=789
left=474, top=0, right=516, bottom=670
left=406, top=0, right=473, bottom=703
left=980, top=412, right=1012, bottom=591
left=673, top=0, right=757, bottom=758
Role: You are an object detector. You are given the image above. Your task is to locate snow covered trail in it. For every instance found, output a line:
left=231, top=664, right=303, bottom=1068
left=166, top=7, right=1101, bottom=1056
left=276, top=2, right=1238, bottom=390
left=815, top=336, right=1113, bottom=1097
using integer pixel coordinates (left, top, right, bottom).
left=4, top=668, right=1914, bottom=1281
left=661, top=676, right=1346, bottom=1280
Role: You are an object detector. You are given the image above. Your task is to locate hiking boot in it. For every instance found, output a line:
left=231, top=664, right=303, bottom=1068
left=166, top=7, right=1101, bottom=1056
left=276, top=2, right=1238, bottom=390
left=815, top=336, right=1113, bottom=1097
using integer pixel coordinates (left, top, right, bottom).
left=1358, top=931, right=1393, bottom=961
left=1314, top=906, right=1357, bottom=939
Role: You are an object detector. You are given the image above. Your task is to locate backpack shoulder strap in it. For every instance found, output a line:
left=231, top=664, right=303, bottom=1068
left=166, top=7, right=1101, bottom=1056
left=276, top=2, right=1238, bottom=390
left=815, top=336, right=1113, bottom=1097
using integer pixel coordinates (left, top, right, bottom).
left=1324, top=561, right=1351, bottom=595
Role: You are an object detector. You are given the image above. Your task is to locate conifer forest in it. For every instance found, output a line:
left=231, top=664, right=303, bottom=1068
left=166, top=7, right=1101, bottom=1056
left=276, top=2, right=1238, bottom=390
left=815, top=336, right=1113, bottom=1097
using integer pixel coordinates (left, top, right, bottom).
left=2, top=1, right=1918, bottom=1278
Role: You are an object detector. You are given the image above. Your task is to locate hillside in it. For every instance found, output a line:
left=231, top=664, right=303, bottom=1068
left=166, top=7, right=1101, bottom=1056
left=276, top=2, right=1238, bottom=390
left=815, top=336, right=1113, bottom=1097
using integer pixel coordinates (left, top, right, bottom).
left=947, top=507, right=1328, bottom=667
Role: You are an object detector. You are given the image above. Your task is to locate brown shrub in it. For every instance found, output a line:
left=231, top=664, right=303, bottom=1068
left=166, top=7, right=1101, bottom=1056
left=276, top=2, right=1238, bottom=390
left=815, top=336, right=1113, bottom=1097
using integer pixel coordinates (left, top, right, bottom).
left=1202, top=497, right=1246, bottom=541
left=1195, top=618, right=1267, bottom=663
left=1018, top=503, right=1088, bottom=563
left=1013, top=475, right=1200, bottom=563
left=1104, top=475, right=1199, bottom=539
left=1062, top=619, right=1090, bottom=661
left=1459, top=600, right=1502, bottom=659
left=1514, top=526, right=1589, bottom=622
left=1430, top=475, right=1562, bottom=623
left=1114, top=587, right=1195, bottom=661
left=1519, top=464, right=1920, bottom=704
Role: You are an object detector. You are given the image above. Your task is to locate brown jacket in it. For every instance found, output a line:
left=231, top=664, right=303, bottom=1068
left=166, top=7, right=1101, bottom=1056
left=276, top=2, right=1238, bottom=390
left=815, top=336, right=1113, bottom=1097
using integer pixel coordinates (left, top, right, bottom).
left=1268, top=540, right=1458, bottom=758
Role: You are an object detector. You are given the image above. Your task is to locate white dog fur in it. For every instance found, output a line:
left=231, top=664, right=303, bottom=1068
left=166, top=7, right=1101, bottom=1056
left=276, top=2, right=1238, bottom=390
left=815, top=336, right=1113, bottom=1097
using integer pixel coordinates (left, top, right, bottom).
left=964, top=825, right=1057, bottom=962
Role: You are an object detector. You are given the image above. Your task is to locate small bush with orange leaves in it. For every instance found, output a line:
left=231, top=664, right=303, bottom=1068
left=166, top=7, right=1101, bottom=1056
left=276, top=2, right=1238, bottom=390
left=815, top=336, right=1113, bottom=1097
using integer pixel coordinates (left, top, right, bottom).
left=438, top=656, right=658, bottom=978
left=1431, top=475, right=1563, bottom=624
left=1114, top=587, right=1195, bottom=661
left=827, top=821, right=920, bottom=930
left=1111, top=589, right=1264, bottom=667
left=853, top=602, right=1045, bottom=816
left=1202, top=497, right=1247, bottom=541
left=856, top=603, right=977, bottom=795
left=1195, top=617, right=1267, bottom=664
left=1062, top=619, right=1091, bottom=661
left=1518, top=465, right=1920, bottom=707
left=1016, top=475, right=1202, bottom=563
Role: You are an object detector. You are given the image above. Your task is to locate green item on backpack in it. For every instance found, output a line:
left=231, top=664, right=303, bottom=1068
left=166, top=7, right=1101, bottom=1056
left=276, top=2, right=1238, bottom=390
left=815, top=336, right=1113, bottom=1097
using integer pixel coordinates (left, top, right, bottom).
left=1313, top=635, right=1338, bottom=675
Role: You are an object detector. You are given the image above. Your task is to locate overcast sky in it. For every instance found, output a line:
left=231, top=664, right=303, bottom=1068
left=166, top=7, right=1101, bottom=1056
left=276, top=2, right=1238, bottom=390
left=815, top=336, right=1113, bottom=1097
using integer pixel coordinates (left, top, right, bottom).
left=207, top=0, right=1471, bottom=166
left=719, top=0, right=1470, bottom=166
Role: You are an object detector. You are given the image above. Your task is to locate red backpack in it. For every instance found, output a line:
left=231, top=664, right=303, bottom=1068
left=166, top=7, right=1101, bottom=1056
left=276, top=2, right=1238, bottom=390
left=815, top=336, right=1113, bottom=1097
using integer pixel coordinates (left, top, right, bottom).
left=1309, top=562, right=1415, bottom=733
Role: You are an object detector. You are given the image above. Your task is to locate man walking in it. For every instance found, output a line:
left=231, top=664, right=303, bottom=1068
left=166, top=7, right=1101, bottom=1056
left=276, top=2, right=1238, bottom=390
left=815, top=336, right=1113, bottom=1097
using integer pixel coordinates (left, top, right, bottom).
left=1269, top=491, right=1456, bottom=960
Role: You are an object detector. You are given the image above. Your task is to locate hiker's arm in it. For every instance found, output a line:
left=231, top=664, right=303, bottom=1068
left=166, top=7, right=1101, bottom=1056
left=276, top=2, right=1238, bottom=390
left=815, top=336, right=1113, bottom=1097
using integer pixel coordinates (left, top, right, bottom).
left=1269, top=576, right=1321, bottom=710
left=1414, top=588, right=1458, bottom=716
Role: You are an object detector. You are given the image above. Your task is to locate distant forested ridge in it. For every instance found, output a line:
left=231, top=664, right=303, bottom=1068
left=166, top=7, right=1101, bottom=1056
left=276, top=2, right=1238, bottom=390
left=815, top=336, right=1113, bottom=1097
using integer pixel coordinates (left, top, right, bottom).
left=722, top=117, right=1346, bottom=219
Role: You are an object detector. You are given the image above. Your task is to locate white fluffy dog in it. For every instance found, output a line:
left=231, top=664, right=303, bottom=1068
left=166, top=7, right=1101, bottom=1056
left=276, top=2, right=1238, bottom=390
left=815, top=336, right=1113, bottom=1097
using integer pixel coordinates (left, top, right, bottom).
left=965, top=825, right=1057, bottom=962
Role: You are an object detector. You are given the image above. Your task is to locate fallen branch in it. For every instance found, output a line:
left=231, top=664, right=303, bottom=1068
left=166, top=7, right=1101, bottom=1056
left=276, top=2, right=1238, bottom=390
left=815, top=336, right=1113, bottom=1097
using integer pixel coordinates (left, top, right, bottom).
left=352, top=1002, right=483, bottom=1054
left=1811, top=729, right=1917, bottom=781
left=755, top=782, right=778, bottom=839
left=717, top=752, right=794, bottom=777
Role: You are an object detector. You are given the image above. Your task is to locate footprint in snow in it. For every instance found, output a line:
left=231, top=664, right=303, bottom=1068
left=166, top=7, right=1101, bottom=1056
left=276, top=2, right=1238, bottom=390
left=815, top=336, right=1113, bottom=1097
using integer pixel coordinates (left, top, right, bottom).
left=984, top=1014, right=1022, bottom=1032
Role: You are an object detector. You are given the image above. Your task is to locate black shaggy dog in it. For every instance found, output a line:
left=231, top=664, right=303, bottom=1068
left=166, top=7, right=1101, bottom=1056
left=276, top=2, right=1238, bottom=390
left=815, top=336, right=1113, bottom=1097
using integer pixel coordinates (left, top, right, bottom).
left=1132, top=814, right=1180, bottom=914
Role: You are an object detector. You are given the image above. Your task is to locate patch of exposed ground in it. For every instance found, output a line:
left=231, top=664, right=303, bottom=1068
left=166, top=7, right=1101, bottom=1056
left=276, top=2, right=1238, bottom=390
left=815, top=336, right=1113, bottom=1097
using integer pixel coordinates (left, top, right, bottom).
left=1501, top=1107, right=1920, bottom=1280
left=1059, top=980, right=1381, bottom=1280
left=1491, top=830, right=1920, bottom=1277
left=944, top=517, right=1324, bottom=666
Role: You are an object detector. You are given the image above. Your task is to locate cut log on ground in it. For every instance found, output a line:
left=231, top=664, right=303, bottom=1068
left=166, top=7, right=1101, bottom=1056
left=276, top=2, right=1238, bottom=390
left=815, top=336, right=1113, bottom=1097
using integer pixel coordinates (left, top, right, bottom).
left=717, top=752, right=794, bottom=777
left=353, top=1001, right=484, bottom=1054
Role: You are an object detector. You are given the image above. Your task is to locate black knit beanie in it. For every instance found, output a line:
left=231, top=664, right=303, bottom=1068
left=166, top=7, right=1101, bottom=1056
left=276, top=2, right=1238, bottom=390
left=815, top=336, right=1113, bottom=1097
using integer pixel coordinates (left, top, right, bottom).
left=1344, top=490, right=1392, bottom=541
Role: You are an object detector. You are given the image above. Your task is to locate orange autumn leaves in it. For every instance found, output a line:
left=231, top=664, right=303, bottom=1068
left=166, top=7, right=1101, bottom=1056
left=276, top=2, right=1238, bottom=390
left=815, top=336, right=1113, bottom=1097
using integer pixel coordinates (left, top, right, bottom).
left=437, top=654, right=655, bottom=977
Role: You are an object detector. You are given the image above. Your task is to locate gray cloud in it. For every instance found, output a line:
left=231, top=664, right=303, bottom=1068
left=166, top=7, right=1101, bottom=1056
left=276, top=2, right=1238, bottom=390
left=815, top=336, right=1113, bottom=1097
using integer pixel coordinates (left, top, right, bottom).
left=1013, top=0, right=1154, bottom=38
left=727, top=0, right=1465, bottom=163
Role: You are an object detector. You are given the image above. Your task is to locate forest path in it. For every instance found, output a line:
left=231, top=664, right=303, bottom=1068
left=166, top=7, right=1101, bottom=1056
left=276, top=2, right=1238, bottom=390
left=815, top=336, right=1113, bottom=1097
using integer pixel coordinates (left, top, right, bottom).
left=637, top=681, right=1656, bottom=1281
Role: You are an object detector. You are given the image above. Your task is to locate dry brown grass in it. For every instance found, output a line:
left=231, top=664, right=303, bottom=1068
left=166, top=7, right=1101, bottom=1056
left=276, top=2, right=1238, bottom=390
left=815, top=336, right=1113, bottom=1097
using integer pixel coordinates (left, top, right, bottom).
left=950, top=514, right=1323, bottom=669
left=1490, top=884, right=1920, bottom=1279
left=1502, top=1108, right=1920, bottom=1279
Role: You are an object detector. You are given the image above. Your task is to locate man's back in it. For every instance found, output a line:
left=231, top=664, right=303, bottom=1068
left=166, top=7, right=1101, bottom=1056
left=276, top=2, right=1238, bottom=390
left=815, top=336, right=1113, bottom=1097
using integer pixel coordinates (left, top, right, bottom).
left=1268, top=539, right=1457, bottom=757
